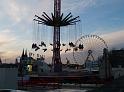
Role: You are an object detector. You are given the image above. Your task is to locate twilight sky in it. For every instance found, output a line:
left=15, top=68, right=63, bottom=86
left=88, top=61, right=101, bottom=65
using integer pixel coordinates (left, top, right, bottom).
left=0, top=0, right=124, bottom=63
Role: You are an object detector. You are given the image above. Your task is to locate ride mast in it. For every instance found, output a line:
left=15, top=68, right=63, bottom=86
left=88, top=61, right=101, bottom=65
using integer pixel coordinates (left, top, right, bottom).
left=34, top=0, right=80, bottom=72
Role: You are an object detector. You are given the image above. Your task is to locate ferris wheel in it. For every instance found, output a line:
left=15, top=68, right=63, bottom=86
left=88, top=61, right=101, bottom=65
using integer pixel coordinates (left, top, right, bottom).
left=73, top=35, right=108, bottom=65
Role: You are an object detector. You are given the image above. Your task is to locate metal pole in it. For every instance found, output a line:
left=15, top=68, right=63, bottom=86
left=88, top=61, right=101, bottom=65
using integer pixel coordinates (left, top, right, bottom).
left=52, top=0, right=62, bottom=72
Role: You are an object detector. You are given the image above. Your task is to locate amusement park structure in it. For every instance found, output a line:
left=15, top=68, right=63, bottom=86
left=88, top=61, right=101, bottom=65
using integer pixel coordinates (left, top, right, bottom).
left=32, top=0, right=112, bottom=80
left=34, top=0, right=80, bottom=72
left=17, top=1, right=113, bottom=88
left=72, top=35, right=112, bottom=79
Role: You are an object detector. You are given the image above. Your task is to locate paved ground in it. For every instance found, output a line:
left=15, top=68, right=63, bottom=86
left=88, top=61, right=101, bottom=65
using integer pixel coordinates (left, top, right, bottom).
left=19, top=84, right=97, bottom=92
left=87, top=76, right=124, bottom=92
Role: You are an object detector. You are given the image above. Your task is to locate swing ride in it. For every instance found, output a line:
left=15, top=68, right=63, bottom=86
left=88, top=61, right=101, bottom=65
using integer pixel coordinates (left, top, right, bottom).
left=31, top=18, right=82, bottom=62
left=32, top=0, right=80, bottom=72
left=31, top=0, right=109, bottom=74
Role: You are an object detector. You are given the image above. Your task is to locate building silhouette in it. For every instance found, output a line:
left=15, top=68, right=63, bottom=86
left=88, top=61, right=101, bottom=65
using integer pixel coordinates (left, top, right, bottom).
left=18, top=49, right=50, bottom=76
left=109, top=49, right=124, bottom=67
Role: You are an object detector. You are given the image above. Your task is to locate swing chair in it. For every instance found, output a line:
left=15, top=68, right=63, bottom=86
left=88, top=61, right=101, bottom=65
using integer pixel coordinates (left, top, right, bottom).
left=69, top=42, right=75, bottom=47
left=79, top=44, right=84, bottom=50
left=62, top=43, right=66, bottom=46
left=42, top=48, right=47, bottom=52
left=35, top=46, right=40, bottom=51
left=32, top=43, right=37, bottom=49
left=50, top=43, right=53, bottom=46
left=39, top=41, right=46, bottom=47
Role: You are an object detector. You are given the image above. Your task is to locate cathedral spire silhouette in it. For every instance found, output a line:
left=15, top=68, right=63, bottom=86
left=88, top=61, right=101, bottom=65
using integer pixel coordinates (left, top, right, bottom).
left=0, top=58, right=2, bottom=64
left=25, top=49, right=28, bottom=57
left=22, top=48, right=25, bottom=57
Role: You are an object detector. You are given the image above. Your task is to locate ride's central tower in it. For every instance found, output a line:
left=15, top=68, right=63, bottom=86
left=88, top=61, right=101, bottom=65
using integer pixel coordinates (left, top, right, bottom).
left=34, top=0, right=80, bottom=72
left=53, top=0, right=62, bottom=72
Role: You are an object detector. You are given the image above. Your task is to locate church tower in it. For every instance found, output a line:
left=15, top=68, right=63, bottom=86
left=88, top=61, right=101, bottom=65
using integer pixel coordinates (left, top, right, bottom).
left=24, top=49, right=28, bottom=57
left=21, top=49, right=25, bottom=58
left=19, top=48, right=29, bottom=75
left=0, top=58, right=2, bottom=64
left=20, top=49, right=29, bottom=65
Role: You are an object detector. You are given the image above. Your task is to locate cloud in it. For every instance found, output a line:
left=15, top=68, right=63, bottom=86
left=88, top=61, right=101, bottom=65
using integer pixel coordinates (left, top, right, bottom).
left=0, top=29, right=15, bottom=46
left=0, top=0, right=123, bottom=64
left=0, top=51, right=6, bottom=57
left=62, top=0, right=96, bottom=14
left=101, top=30, right=124, bottom=49
left=0, top=29, right=18, bottom=60
left=0, top=0, right=31, bottom=23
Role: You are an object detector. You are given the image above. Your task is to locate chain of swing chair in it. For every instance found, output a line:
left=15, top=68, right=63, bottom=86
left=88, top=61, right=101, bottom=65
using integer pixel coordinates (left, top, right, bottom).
left=32, top=20, right=47, bottom=51
left=31, top=20, right=84, bottom=57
